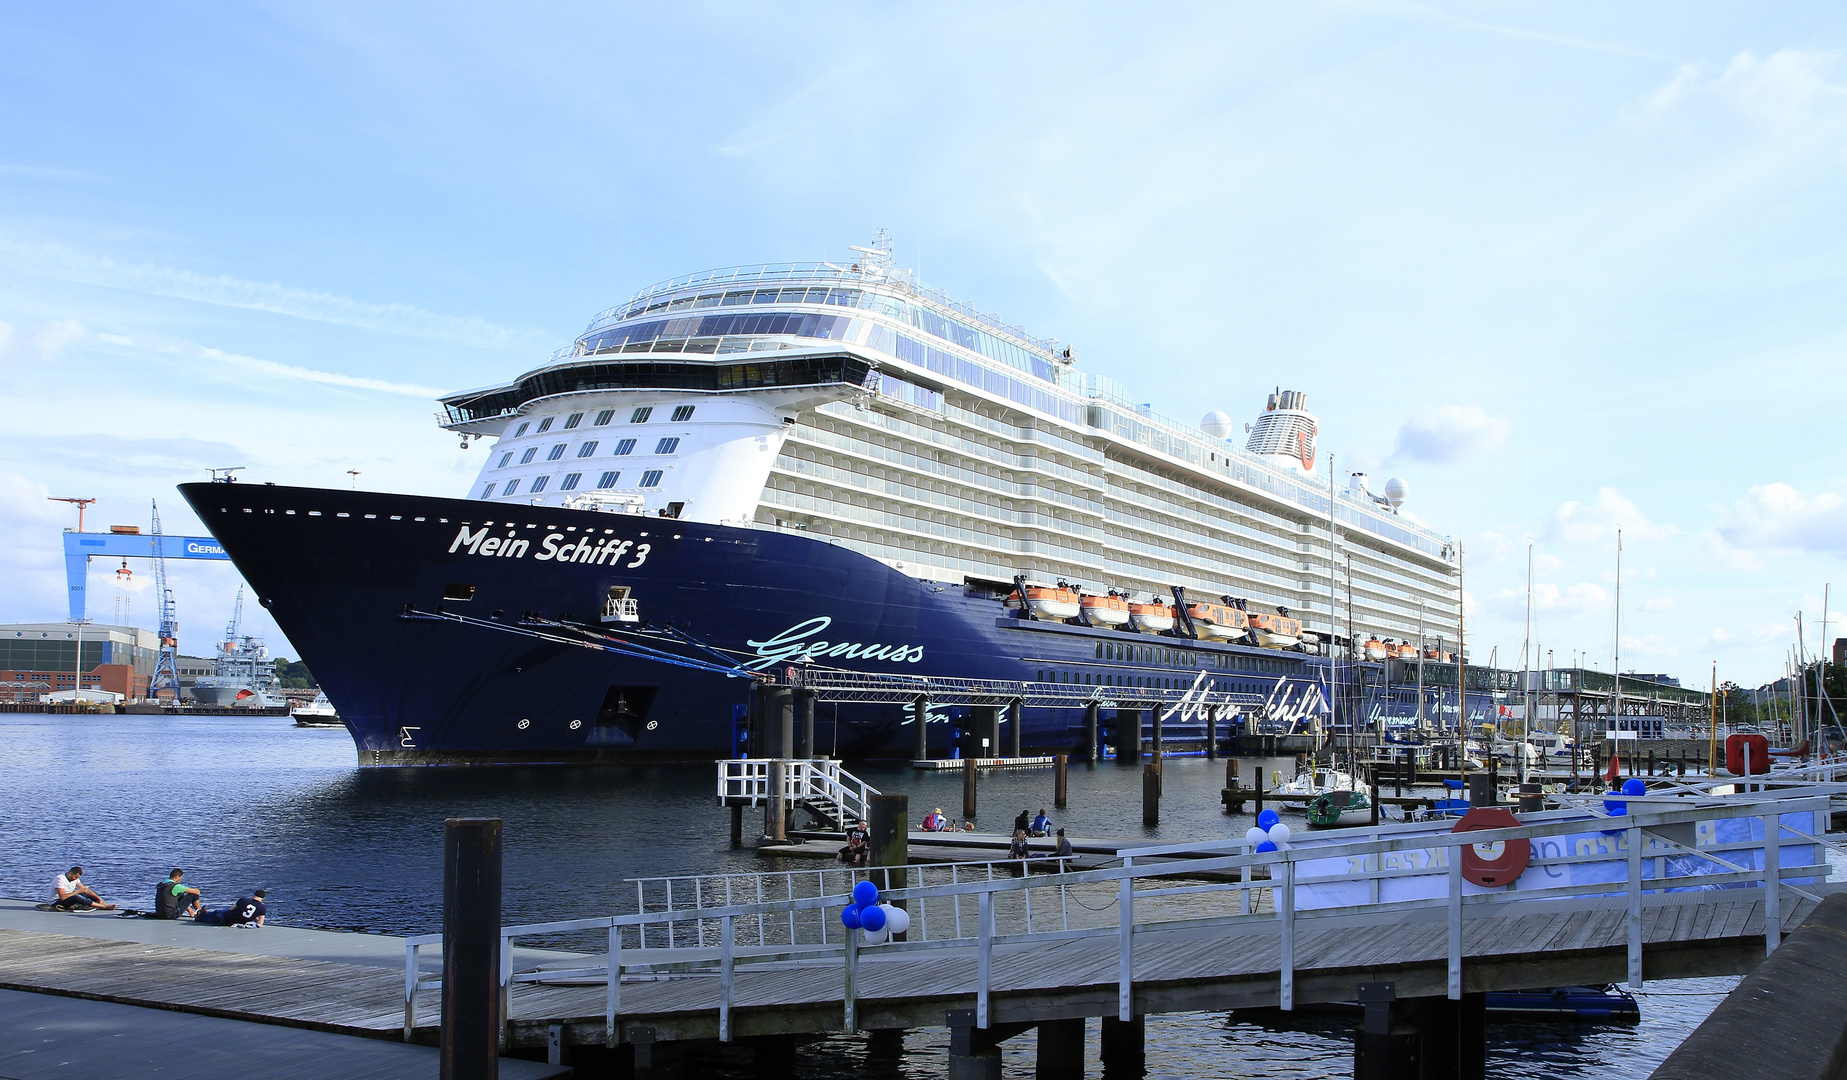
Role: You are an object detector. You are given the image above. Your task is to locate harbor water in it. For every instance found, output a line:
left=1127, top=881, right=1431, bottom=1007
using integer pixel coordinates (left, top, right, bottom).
left=2, top=712, right=1735, bottom=1077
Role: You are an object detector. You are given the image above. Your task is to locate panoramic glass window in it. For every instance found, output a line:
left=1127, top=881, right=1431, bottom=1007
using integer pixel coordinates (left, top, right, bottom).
left=563, top=412, right=584, bottom=429
left=519, top=448, right=537, bottom=464
left=480, top=483, right=496, bottom=499
left=597, top=471, right=619, bottom=488
left=577, top=441, right=598, bottom=457
left=514, top=421, right=530, bottom=437
left=503, top=479, right=521, bottom=496
left=614, top=439, right=637, bottom=455
left=560, top=473, right=581, bottom=491
left=546, top=444, right=567, bottom=461
left=639, top=470, right=664, bottom=487
left=670, top=404, right=695, bottom=422
left=497, top=452, right=513, bottom=469
left=530, top=475, right=550, bottom=493
left=593, top=409, right=615, bottom=426
left=537, top=417, right=554, bottom=433
left=630, top=406, right=653, bottom=423
left=655, top=437, right=680, bottom=455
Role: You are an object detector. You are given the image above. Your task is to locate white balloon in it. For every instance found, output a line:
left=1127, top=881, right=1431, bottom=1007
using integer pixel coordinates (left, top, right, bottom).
left=861, top=925, right=888, bottom=946
left=1245, top=827, right=1268, bottom=847
left=1267, top=822, right=1292, bottom=845
left=883, top=904, right=911, bottom=936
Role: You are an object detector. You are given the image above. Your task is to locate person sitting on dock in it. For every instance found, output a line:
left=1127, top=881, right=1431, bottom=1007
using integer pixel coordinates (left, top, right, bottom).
left=922, top=807, right=948, bottom=832
left=1050, top=828, right=1073, bottom=860
left=1008, top=828, right=1031, bottom=861
left=1028, top=808, right=1052, bottom=837
left=154, top=869, right=202, bottom=920
left=838, top=819, right=870, bottom=867
left=45, top=866, right=115, bottom=911
left=195, top=890, right=267, bottom=928
left=960, top=820, right=976, bottom=832
left=1014, top=809, right=1031, bottom=835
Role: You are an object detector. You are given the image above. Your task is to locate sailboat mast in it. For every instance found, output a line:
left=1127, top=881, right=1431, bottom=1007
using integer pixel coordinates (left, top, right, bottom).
left=1611, top=529, right=1622, bottom=764
left=1456, top=544, right=1466, bottom=781
left=1522, top=542, right=1533, bottom=784
left=1327, top=453, right=1337, bottom=742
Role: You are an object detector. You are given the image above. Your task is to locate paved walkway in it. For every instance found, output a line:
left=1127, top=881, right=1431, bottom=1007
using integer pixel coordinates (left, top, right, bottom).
left=0, top=988, right=567, bottom=1080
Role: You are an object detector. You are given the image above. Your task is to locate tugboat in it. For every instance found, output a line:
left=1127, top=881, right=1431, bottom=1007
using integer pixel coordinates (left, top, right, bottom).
left=290, top=690, right=343, bottom=728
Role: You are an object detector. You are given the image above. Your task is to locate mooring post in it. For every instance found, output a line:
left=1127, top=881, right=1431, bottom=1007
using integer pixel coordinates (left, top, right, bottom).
left=1008, top=698, right=1023, bottom=759
left=1254, top=766, right=1264, bottom=815
left=1150, top=706, right=1163, bottom=760
left=1036, top=1017, right=1085, bottom=1079
left=1099, top=1015, right=1145, bottom=1072
left=772, top=687, right=795, bottom=760
left=912, top=694, right=929, bottom=762
left=1117, top=708, right=1142, bottom=763
left=1205, top=704, right=1218, bottom=759
left=1054, top=753, right=1068, bottom=810
left=765, top=760, right=786, bottom=843
left=981, top=705, right=1002, bottom=761
left=729, top=804, right=742, bottom=848
left=796, top=689, right=815, bottom=759
left=868, top=794, right=908, bottom=938
left=1142, top=763, right=1159, bottom=827
left=963, top=757, right=977, bottom=822
left=1085, top=703, right=1100, bottom=763
left=442, top=818, right=502, bottom=1080
left=1370, top=772, right=1380, bottom=827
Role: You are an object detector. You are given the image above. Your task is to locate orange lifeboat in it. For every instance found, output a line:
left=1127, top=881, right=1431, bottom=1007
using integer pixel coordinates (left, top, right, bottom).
left=1128, top=599, right=1174, bottom=633
left=1080, top=592, right=1131, bottom=627
left=1394, top=641, right=1419, bottom=660
left=1249, top=608, right=1303, bottom=650
left=1187, top=602, right=1250, bottom=642
left=1363, top=636, right=1389, bottom=661
left=1008, top=583, right=1081, bottom=621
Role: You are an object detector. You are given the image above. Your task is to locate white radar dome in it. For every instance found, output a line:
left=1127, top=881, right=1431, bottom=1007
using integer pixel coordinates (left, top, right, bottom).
left=1200, top=411, right=1235, bottom=441
left=1383, top=477, right=1408, bottom=508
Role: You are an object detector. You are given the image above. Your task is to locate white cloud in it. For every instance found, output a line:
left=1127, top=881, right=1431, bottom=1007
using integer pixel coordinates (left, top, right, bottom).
left=1715, top=482, right=1847, bottom=559
left=1546, top=488, right=1674, bottom=546
left=0, top=473, right=74, bottom=616
left=31, top=319, right=90, bottom=357
left=1483, top=581, right=1608, bottom=619
left=1641, top=597, right=1675, bottom=612
left=0, top=237, right=551, bottom=351
left=97, top=333, right=446, bottom=399
left=1391, top=404, right=1511, bottom=464
left=1619, top=634, right=1677, bottom=658
left=1639, top=48, right=1846, bottom=133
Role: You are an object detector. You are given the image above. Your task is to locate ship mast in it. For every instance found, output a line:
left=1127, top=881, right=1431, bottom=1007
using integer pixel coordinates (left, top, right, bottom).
left=1611, top=528, right=1622, bottom=772
left=1327, top=452, right=1338, bottom=743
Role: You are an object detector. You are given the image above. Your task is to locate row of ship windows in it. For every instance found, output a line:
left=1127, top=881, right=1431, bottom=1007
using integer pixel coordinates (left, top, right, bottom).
left=1087, top=641, right=1296, bottom=673
left=1037, top=668, right=1287, bottom=689
left=510, top=404, right=695, bottom=438
left=498, top=438, right=680, bottom=468
left=481, top=470, right=665, bottom=499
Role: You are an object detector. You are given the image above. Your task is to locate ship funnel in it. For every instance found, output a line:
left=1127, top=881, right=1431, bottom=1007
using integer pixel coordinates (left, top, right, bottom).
left=1348, top=471, right=1369, bottom=496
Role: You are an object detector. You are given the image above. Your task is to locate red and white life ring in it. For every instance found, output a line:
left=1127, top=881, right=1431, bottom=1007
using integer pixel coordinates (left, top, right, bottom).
left=1452, top=806, right=1531, bottom=888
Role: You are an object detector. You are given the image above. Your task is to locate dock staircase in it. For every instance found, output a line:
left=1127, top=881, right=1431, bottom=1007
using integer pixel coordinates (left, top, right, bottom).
left=716, top=758, right=879, bottom=830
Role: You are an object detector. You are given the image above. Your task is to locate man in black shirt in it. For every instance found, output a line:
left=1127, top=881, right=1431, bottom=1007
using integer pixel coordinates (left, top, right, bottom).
left=838, top=820, right=870, bottom=866
left=196, top=890, right=268, bottom=927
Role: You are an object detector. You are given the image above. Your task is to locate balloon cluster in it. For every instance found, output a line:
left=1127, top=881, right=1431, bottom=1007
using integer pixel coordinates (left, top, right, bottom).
left=1244, top=808, right=1292, bottom=853
left=1603, top=778, right=1647, bottom=816
left=838, top=879, right=910, bottom=945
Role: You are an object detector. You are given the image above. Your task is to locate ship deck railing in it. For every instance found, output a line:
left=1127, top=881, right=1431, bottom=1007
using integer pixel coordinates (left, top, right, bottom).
left=402, top=782, right=1847, bottom=1044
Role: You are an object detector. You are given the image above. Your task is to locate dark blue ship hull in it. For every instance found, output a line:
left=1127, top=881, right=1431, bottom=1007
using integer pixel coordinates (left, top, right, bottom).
left=180, top=482, right=1333, bottom=764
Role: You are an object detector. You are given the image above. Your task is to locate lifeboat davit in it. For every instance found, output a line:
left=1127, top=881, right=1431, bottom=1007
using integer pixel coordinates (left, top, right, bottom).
left=1009, top=584, right=1081, bottom=621
left=1081, top=592, right=1131, bottom=627
left=1187, top=602, right=1250, bottom=642
left=1363, top=637, right=1389, bottom=661
left=1128, top=601, right=1175, bottom=634
left=1250, top=608, right=1303, bottom=650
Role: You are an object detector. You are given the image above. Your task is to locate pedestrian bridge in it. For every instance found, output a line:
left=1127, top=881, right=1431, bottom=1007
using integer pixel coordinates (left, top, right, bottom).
left=398, top=768, right=1847, bottom=1073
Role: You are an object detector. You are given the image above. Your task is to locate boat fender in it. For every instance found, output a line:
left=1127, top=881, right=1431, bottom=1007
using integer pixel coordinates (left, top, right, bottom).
left=1452, top=807, right=1531, bottom=888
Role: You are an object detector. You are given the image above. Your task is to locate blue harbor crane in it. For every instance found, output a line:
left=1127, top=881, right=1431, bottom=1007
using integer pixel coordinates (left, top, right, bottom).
left=148, top=500, right=182, bottom=700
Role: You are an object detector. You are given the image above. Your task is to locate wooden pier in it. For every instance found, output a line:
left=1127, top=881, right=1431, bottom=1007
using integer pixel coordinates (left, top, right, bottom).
left=5, top=771, right=1844, bottom=1077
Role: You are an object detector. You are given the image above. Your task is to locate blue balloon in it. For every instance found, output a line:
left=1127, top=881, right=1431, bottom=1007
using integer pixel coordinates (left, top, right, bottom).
left=860, top=904, right=887, bottom=932
left=1603, top=797, right=1627, bottom=816
left=1623, top=778, right=1647, bottom=796
left=840, top=904, right=863, bottom=930
left=853, top=880, right=879, bottom=906
left=1256, top=840, right=1278, bottom=853
left=1257, top=809, right=1281, bottom=830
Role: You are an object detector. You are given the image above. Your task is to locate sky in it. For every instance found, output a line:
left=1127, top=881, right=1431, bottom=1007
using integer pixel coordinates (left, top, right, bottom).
left=1, top=2, right=1843, bottom=687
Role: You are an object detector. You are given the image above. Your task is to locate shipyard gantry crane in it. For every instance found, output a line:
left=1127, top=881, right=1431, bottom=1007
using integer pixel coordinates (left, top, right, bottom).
left=148, top=500, right=181, bottom=700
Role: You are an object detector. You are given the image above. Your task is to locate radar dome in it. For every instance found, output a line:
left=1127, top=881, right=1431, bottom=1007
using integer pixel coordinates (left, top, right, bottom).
left=1383, top=477, right=1408, bottom=509
left=1200, top=411, right=1235, bottom=440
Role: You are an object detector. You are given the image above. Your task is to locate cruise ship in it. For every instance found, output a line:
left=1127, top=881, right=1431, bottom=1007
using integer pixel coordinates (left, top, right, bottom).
left=182, top=240, right=1463, bottom=764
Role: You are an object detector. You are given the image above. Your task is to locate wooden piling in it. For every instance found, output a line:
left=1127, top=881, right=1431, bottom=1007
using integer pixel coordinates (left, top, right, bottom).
left=1205, top=705, right=1218, bottom=760
left=796, top=689, right=815, bottom=759
left=1085, top=703, right=1100, bottom=764
left=962, top=757, right=977, bottom=822
left=1054, top=753, right=1068, bottom=809
left=442, top=817, right=502, bottom=1080
left=1369, top=773, right=1380, bottom=827
left=1254, top=765, right=1264, bottom=815
left=766, top=761, right=787, bottom=842
left=1008, top=698, right=1023, bottom=759
left=911, top=694, right=928, bottom=762
left=868, top=794, right=908, bottom=939
left=1142, top=763, right=1159, bottom=827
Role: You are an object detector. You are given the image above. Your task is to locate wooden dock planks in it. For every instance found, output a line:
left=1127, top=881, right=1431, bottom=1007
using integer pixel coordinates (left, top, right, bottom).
left=0, top=892, right=1820, bottom=1049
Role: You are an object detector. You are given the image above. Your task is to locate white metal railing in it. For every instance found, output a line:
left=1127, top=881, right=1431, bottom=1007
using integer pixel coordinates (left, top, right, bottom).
left=716, top=758, right=878, bottom=827
left=404, top=784, right=1847, bottom=1046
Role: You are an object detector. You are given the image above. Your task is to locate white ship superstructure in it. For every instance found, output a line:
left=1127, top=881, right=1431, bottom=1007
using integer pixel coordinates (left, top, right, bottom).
left=439, top=240, right=1459, bottom=646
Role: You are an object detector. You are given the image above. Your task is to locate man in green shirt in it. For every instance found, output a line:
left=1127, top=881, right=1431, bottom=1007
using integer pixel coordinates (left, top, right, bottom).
left=154, top=868, right=202, bottom=920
